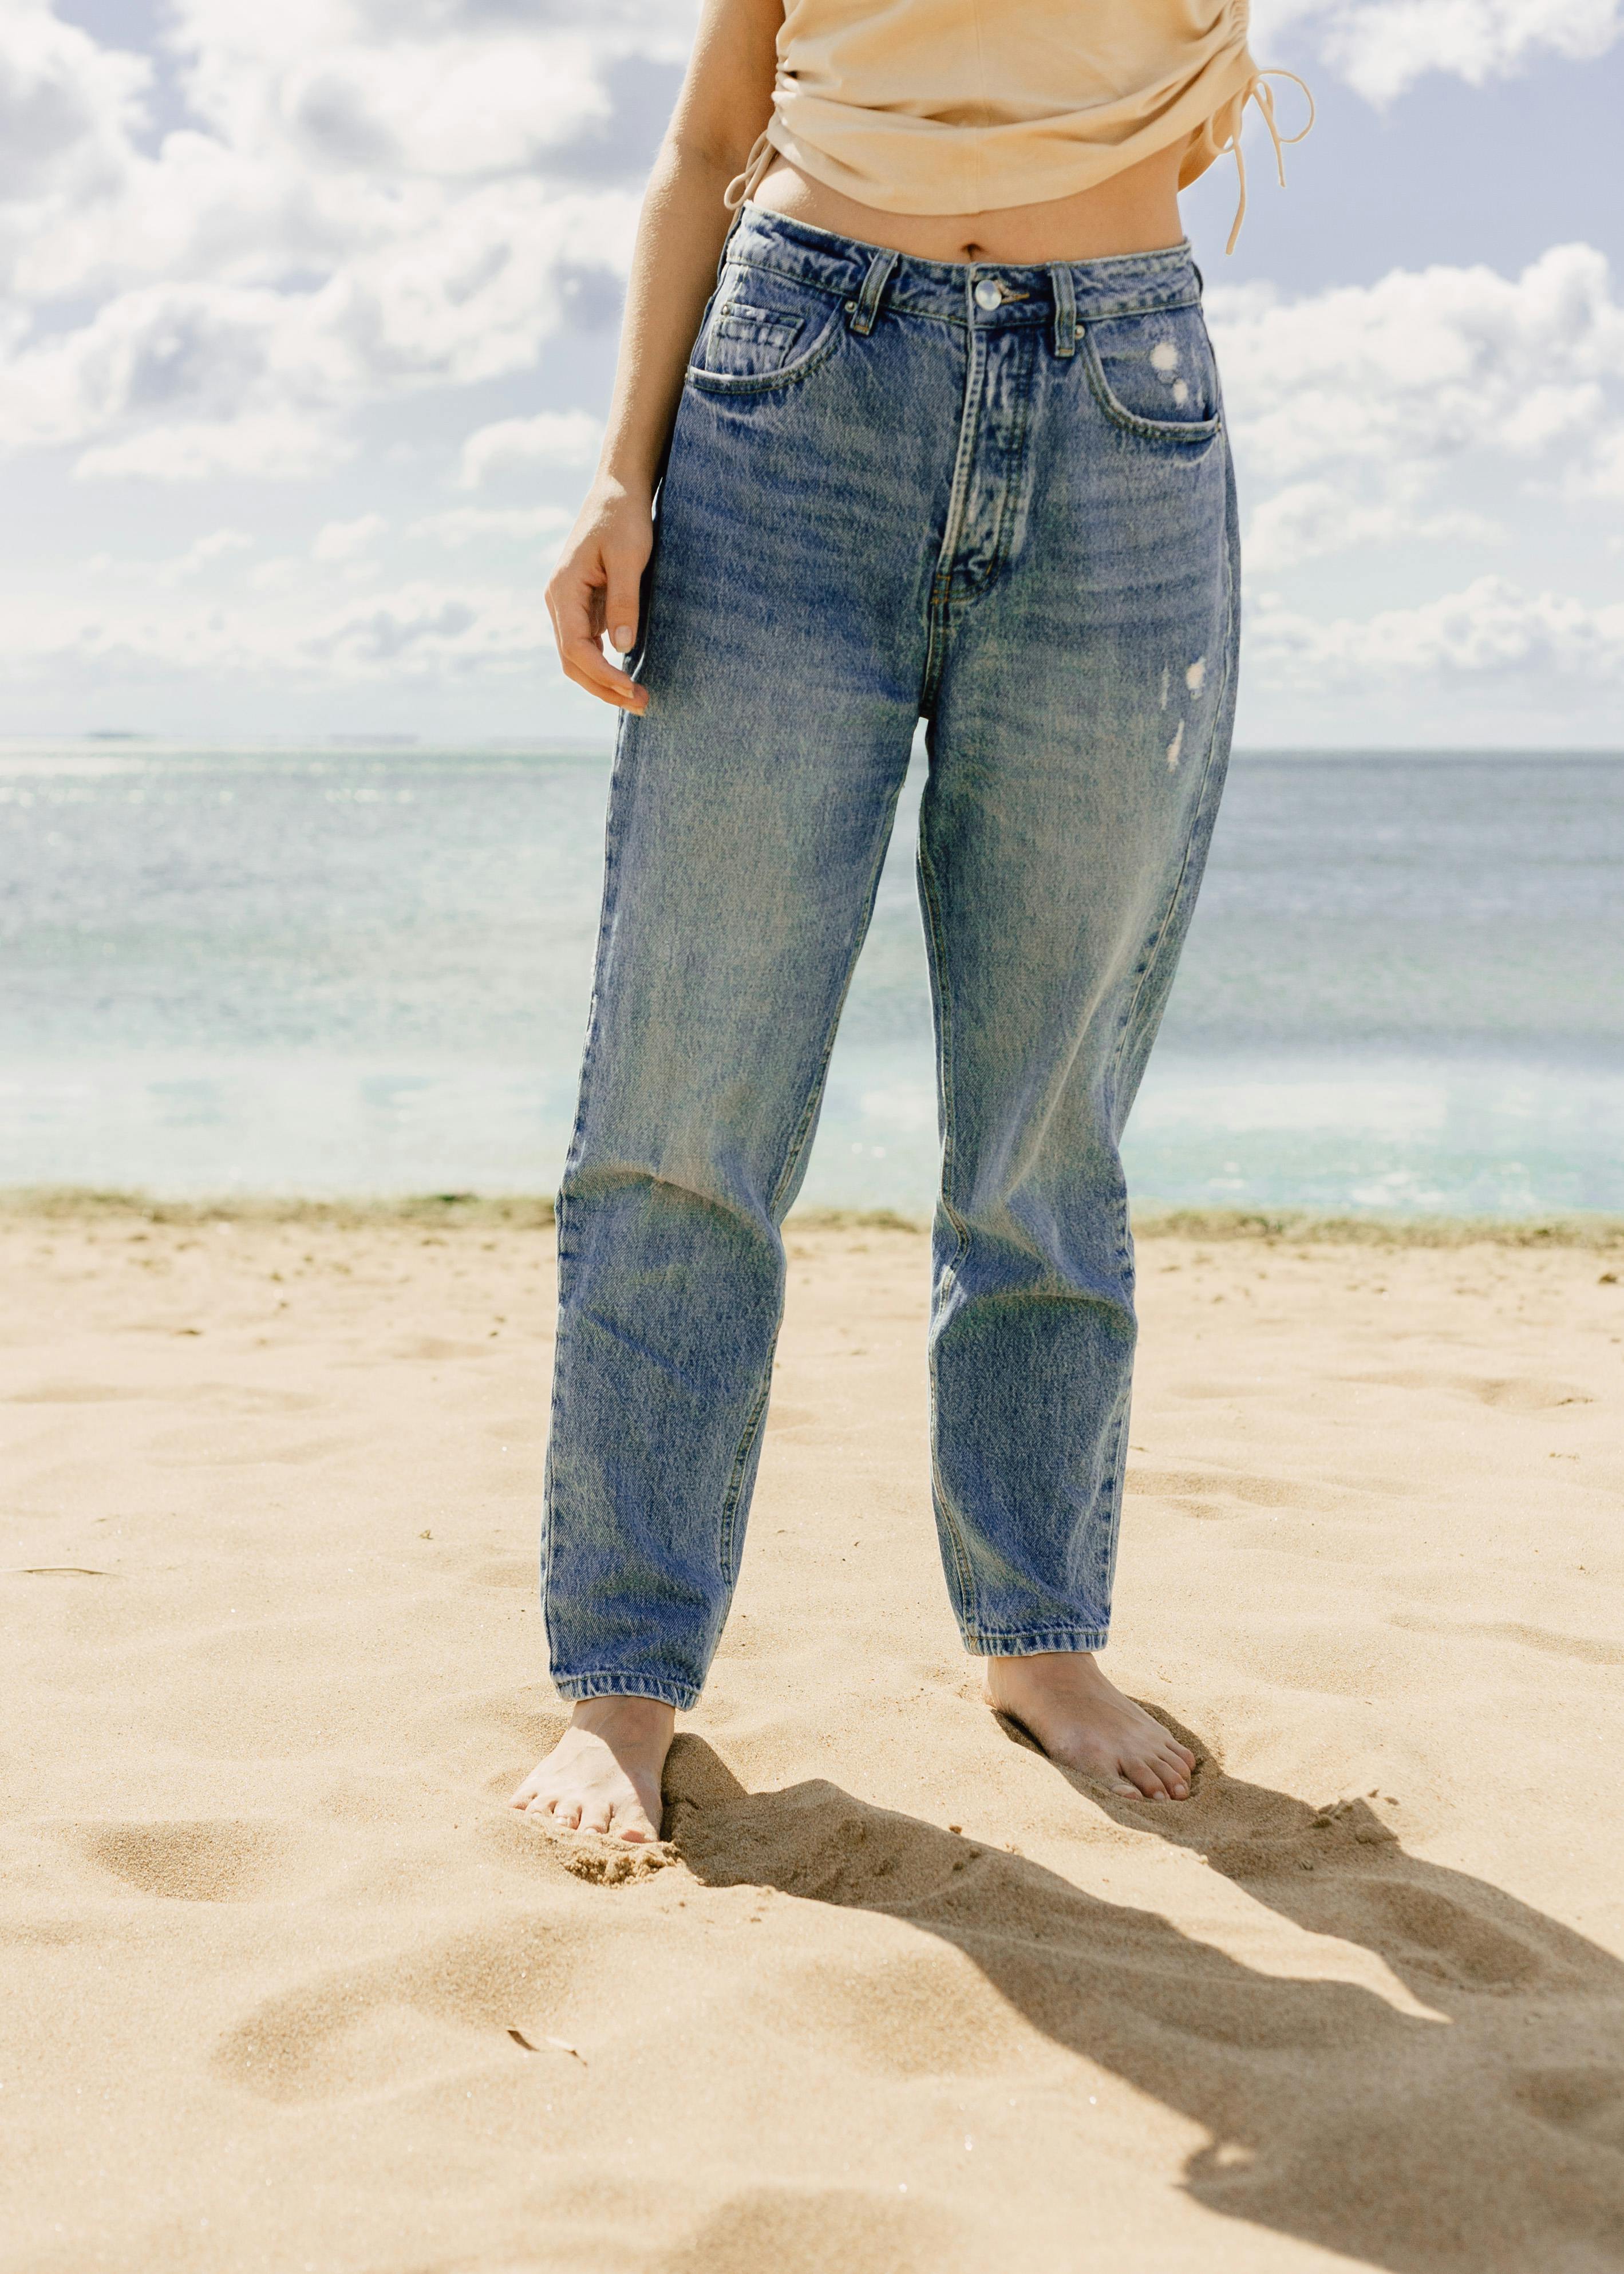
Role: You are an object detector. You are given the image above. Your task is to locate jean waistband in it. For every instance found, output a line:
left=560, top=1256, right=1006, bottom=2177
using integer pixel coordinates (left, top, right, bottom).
left=726, top=204, right=1203, bottom=329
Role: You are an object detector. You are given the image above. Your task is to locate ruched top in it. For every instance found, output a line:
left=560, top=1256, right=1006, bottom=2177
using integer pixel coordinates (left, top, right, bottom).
left=725, top=0, right=1310, bottom=251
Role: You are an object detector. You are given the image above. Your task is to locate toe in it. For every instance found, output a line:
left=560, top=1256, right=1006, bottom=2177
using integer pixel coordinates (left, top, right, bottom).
left=1126, top=1760, right=1171, bottom=1800
left=578, top=1802, right=613, bottom=1835
left=552, top=1799, right=583, bottom=1831
left=1155, top=1748, right=1191, bottom=1798
left=610, top=1791, right=659, bottom=1842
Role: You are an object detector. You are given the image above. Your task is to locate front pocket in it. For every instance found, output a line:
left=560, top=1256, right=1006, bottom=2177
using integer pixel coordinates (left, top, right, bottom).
left=1081, top=303, right=1222, bottom=443
left=710, top=301, right=805, bottom=377
left=686, top=267, right=847, bottom=395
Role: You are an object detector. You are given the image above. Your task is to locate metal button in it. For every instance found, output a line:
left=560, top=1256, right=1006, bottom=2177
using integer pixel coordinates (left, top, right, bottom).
left=973, top=278, right=1003, bottom=310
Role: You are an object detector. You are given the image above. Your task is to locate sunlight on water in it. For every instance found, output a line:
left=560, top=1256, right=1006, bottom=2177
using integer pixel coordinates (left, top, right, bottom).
left=1, top=741, right=1619, bottom=1214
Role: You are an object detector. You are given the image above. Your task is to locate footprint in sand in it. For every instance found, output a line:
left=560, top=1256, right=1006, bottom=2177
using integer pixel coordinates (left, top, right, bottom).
left=384, top=1335, right=496, bottom=1362
left=655, top=2186, right=971, bottom=2274
left=68, top=1819, right=312, bottom=1904
left=757, top=1946, right=1030, bottom=2078
left=1127, top=1466, right=1312, bottom=1513
left=464, top=1557, right=540, bottom=1590
left=145, top=1434, right=355, bottom=1467
left=1349, top=1880, right=1554, bottom=1992
left=215, top=1919, right=588, bottom=2103
left=1516, top=2068, right=1624, bottom=2152
left=3, top=1382, right=153, bottom=1404
left=1353, top=1370, right=1595, bottom=1412
left=1390, top=1612, right=1624, bottom=1669
left=764, top=1405, right=820, bottom=1436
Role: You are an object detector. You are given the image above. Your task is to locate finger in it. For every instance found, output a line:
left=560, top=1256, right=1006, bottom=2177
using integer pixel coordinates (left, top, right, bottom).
left=551, top=586, right=647, bottom=710
left=559, top=636, right=647, bottom=713
left=603, top=552, right=645, bottom=656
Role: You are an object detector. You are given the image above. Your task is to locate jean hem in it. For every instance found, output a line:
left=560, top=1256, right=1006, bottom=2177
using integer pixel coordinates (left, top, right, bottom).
left=965, top=1627, right=1110, bottom=1657
left=551, top=1672, right=698, bottom=1712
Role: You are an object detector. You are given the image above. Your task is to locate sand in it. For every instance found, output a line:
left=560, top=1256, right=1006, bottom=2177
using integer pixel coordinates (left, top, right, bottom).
left=4, top=1199, right=1624, bottom=2274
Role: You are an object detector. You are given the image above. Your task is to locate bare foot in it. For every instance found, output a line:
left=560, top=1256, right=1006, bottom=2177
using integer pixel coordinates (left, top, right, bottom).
left=984, top=1651, right=1196, bottom=1801
left=509, top=1696, right=675, bottom=1842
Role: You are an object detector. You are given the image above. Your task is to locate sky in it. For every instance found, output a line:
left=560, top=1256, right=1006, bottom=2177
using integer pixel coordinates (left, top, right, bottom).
left=1, top=0, right=1622, bottom=748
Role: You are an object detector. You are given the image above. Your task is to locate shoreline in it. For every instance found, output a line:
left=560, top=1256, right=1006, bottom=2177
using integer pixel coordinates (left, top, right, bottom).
left=5, top=1182, right=1622, bottom=1249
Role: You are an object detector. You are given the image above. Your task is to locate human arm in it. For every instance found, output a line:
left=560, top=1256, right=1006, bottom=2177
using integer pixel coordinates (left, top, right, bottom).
left=544, top=0, right=783, bottom=714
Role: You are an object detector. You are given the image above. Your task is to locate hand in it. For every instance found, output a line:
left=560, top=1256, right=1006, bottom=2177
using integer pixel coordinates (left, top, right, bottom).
left=545, top=476, right=654, bottom=715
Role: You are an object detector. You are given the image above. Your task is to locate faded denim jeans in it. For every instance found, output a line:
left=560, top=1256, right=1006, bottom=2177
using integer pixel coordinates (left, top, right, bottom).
left=543, top=207, right=1239, bottom=1711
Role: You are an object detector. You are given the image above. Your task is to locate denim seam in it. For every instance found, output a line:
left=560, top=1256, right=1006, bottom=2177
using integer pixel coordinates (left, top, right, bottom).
left=915, top=824, right=981, bottom=1636
left=920, top=320, right=988, bottom=714
left=542, top=710, right=639, bottom=1677
left=1104, top=516, right=1235, bottom=1123
left=552, top=1671, right=699, bottom=1712
left=722, top=267, right=1202, bottom=336
left=1095, top=1387, right=1132, bottom=1621
left=973, top=333, right=1034, bottom=602
left=963, top=1626, right=1111, bottom=1652
left=716, top=1356, right=775, bottom=1594
left=723, top=252, right=848, bottom=306
left=713, top=762, right=912, bottom=1592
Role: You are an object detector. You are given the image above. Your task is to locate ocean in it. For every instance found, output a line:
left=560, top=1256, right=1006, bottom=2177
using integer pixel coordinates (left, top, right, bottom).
left=3, top=741, right=1621, bottom=1217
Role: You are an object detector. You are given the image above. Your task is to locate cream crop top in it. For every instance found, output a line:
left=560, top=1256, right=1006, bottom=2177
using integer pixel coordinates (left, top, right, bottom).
left=725, top=0, right=1310, bottom=252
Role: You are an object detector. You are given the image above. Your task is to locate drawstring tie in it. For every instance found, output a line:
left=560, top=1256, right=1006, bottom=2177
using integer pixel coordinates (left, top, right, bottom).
left=724, top=125, right=776, bottom=213
left=1219, top=69, right=1314, bottom=254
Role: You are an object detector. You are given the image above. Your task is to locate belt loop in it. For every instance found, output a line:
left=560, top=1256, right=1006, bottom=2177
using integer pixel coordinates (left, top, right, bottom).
left=1049, top=262, right=1076, bottom=358
left=848, top=247, right=900, bottom=336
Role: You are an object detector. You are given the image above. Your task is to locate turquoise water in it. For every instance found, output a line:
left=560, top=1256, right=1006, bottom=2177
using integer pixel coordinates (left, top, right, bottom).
left=2, top=741, right=1620, bottom=1215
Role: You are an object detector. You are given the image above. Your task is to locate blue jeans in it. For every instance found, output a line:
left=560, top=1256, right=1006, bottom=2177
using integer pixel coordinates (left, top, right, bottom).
left=543, top=208, right=1239, bottom=1712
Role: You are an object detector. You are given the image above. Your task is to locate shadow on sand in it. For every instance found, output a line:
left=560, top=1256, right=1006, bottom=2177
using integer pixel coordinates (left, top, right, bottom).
left=661, top=1724, right=1624, bottom=2273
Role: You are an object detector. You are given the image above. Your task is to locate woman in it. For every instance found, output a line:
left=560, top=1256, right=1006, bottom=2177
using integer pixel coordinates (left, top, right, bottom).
left=512, top=0, right=1306, bottom=1842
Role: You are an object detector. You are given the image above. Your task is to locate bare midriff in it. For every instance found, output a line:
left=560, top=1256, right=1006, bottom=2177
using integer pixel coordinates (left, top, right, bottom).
left=749, top=139, right=1187, bottom=265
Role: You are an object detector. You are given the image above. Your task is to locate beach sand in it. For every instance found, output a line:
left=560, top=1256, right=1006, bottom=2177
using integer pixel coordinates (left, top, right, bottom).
left=4, top=1200, right=1624, bottom=2273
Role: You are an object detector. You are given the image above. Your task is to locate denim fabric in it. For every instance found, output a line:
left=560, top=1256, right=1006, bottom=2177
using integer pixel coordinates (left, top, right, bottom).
left=544, top=207, right=1239, bottom=1712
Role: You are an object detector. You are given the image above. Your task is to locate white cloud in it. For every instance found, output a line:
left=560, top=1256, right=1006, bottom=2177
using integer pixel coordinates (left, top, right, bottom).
left=1209, top=242, right=1624, bottom=568
left=73, top=413, right=350, bottom=482
left=457, top=411, right=603, bottom=488
left=164, top=526, right=255, bottom=580
left=307, top=579, right=543, bottom=672
left=1252, top=575, right=1624, bottom=686
left=0, top=1, right=149, bottom=202
left=0, top=573, right=548, bottom=684
left=1211, top=244, right=1624, bottom=479
left=1251, top=0, right=1624, bottom=98
left=1244, top=481, right=1500, bottom=574
left=0, top=3, right=651, bottom=481
left=410, top=505, right=572, bottom=548
left=313, top=512, right=388, bottom=560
